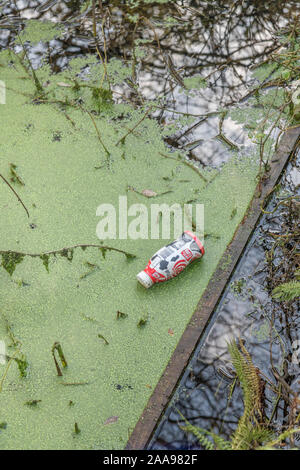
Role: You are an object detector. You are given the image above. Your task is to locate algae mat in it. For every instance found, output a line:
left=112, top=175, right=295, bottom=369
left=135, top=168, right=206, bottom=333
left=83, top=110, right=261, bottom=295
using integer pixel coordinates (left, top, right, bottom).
left=0, top=49, right=258, bottom=449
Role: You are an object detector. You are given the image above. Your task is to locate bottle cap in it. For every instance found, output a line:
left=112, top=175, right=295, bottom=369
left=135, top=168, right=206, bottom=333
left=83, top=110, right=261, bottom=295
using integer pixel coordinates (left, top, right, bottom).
left=136, top=271, right=154, bottom=289
left=184, top=230, right=205, bottom=256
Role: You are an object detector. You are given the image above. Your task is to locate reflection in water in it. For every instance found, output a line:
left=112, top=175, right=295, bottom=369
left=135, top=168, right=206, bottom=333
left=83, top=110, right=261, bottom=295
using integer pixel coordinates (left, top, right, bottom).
left=150, top=151, right=300, bottom=450
left=0, top=0, right=299, bottom=167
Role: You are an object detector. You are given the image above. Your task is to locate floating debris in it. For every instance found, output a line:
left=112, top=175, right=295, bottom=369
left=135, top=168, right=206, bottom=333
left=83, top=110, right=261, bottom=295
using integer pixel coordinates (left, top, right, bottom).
left=52, top=342, right=68, bottom=377
left=74, top=422, right=81, bottom=435
left=137, top=313, right=149, bottom=328
left=98, top=334, right=109, bottom=345
left=25, top=400, right=42, bottom=407
left=116, top=311, right=128, bottom=319
left=104, top=416, right=118, bottom=426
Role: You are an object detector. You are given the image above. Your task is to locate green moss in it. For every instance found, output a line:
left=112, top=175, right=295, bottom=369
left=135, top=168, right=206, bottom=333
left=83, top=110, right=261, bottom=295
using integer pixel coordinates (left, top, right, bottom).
left=15, top=20, right=64, bottom=44
left=252, top=321, right=270, bottom=342
left=183, top=75, right=207, bottom=90
left=221, top=253, right=232, bottom=270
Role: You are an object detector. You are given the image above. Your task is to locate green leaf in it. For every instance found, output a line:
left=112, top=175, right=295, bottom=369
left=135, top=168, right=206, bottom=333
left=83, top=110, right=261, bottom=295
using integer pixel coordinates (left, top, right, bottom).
left=40, top=254, right=50, bottom=273
left=183, top=75, right=207, bottom=90
left=60, top=249, right=74, bottom=261
left=1, top=252, right=25, bottom=276
left=15, top=20, right=64, bottom=44
left=99, top=247, right=107, bottom=259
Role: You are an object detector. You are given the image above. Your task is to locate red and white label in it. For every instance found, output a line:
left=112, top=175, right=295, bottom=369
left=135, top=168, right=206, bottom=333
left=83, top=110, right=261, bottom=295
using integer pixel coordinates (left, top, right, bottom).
left=181, top=248, right=193, bottom=261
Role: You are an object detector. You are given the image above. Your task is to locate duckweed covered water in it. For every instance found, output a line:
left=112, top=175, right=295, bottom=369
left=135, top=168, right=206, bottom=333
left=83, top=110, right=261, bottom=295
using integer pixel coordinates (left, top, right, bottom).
left=0, top=28, right=261, bottom=450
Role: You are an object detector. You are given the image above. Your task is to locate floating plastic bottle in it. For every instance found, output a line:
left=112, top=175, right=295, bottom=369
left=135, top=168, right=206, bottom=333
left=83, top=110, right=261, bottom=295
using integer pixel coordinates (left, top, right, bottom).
left=136, top=231, right=204, bottom=288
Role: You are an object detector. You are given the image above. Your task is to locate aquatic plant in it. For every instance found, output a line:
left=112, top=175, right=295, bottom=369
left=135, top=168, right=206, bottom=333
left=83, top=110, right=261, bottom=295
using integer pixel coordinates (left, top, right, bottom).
left=228, top=340, right=266, bottom=450
left=272, top=281, right=300, bottom=302
left=0, top=244, right=136, bottom=276
left=179, top=413, right=232, bottom=450
left=137, top=312, right=149, bottom=328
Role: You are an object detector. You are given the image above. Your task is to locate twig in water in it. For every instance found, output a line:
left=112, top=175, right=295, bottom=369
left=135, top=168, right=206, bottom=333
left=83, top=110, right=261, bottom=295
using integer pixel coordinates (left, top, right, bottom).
left=78, top=104, right=110, bottom=158
left=74, top=422, right=81, bottom=435
left=98, top=334, right=109, bottom=345
left=116, top=107, right=152, bottom=146
left=0, top=172, right=29, bottom=218
left=159, top=152, right=208, bottom=183
left=16, top=33, right=44, bottom=95
left=10, top=163, right=25, bottom=186
left=0, top=244, right=136, bottom=260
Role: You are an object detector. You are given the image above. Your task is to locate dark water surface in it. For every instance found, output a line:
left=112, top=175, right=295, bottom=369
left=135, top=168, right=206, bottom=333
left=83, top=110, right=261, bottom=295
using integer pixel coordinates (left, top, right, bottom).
left=1, top=0, right=299, bottom=169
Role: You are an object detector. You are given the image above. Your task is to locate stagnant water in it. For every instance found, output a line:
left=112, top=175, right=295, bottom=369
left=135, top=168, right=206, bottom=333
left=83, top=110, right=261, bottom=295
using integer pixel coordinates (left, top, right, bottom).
left=0, top=0, right=299, bottom=449
left=150, top=149, right=300, bottom=449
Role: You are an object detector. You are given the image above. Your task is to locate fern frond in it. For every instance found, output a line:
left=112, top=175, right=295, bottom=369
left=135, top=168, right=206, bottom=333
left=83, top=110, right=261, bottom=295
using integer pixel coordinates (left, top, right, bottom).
left=257, top=427, right=300, bottom=450
left=179, top=342, right=300, bottom=450
left=272, top=281, right=300, bottom=301
left=180, top=423, right=232, bottom=450
left=209, top=431, right=233, bottom=450
left=178, top=410, right=231, bottom=450
left=179, top=423, right=215, bottom=450
left=228, top=340, right=264, bottom=450
left=245, top=427, right=274, bottom=446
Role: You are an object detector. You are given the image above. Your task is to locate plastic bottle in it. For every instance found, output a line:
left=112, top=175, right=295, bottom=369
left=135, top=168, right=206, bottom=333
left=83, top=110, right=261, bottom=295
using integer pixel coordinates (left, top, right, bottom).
left=136, top=231, right=204, bottom=288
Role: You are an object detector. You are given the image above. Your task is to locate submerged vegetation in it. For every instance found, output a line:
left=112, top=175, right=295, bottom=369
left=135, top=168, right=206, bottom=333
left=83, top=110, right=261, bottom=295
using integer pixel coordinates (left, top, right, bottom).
left=0, top=244, right=136, bottom=277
